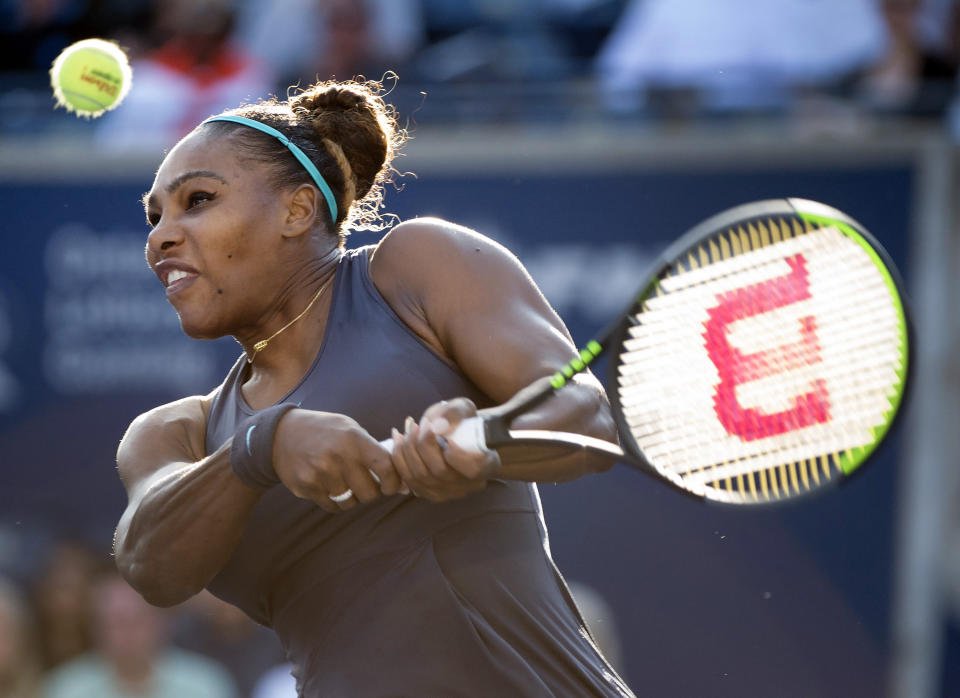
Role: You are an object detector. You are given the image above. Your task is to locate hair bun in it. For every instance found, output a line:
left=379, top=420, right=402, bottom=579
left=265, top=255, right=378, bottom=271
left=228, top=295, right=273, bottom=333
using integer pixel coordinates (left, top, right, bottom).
left=287, top=80, right=393, bottom=209
left=218, top=76, right=403, bottom=237
left=290, top=84, right=367, bottom=113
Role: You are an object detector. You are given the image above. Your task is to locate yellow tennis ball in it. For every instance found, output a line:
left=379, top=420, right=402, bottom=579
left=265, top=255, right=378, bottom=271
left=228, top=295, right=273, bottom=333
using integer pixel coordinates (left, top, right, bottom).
left=50, top=39, right=132, bottom=118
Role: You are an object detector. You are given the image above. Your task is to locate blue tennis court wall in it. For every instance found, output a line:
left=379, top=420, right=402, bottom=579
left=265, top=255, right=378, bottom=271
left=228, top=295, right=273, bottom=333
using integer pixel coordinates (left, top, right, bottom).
left=0, top=126, right=949, bottom=697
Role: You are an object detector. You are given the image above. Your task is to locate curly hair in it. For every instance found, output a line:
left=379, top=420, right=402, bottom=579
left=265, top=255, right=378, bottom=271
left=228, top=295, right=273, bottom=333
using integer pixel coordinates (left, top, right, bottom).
left=199, top=77, right=406, bottom=243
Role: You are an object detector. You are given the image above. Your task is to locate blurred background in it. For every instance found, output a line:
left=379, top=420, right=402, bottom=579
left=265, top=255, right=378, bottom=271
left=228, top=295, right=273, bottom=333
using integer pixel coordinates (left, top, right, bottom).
left=0, top=0, right=959, bottom=696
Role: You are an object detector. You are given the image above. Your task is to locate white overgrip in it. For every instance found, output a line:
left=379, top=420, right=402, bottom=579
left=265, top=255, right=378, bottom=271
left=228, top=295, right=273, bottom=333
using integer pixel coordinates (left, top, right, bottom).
left=377, top=415, right=487, bottom=454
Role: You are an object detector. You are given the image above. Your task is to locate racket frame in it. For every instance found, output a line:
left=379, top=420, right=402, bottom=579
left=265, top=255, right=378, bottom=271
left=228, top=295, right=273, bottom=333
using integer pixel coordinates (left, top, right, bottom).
left=422, top=198, right=912, bottom=506
left=604, top=198, right=913, bottom=504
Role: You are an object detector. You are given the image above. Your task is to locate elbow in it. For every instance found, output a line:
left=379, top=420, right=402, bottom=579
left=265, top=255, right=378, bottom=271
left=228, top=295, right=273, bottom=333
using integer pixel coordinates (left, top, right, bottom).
left=119, top=559, right=202, bottom=608
left=113, top=508, right=208, bottom=608
left=142, top=586, right=199, bottom=609
left=115, top=546, right=203, bottom=608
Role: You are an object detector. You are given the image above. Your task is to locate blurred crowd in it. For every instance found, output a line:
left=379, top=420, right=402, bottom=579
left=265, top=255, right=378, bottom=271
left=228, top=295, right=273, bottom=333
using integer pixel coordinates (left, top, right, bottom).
left=0, top=533, right=626, bottom=698
left=0, top=1, right=958, bottom=696
left=0, top=536, right=296, bottom=698
left=1, top=0, right=959, bottom=143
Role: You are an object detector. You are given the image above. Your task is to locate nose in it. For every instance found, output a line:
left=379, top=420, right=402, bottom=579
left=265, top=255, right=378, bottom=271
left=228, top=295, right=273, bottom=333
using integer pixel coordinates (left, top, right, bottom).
left=146, top=217, right=185, bottom=256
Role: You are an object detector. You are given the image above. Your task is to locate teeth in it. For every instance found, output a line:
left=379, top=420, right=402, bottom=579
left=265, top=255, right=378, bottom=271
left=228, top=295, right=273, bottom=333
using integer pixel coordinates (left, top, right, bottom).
left=167, top=269, right=192, bottom=285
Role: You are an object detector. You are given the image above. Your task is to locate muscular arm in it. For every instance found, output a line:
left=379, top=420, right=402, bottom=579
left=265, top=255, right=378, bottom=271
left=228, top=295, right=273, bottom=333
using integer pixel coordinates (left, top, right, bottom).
left=371, top=218, right=617, bottom=485
left=114, top=395, right=261, bottom=607
left=115, top=395, right=400, bottom=606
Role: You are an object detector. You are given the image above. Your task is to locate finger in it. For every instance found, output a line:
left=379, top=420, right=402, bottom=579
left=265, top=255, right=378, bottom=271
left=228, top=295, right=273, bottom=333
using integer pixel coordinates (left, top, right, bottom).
left=416, top=414, right=461, bottom=481
left=421, top=398, right=477, bottom=437
left=314, top=498, right=342, bottom=514
left=327, top=487, right=356, bottom=508
left=317, top=483, right=352, bottom=512
left=340, top=466, right=380, bottom=505
left=419, top=404, right=497, bottom=482
left=399, top=418, right=452, bottom=500
left=442, top=438, right=502, bottom=481
left=389, top=428, right=413, bottom=495
left=306, top=456, right=358, bottom=511
left=282, top=464, right=342, bottom=512
left=419, top=399, right=449, bottom=424
left=401, top=416, right=432, bottom=483
left=362, top=437, right=403, bottom=496
left=409, top=418, right=490, bottom=501
left=404, top=417, right=469, bottom=492
left=324, top=479, right=358, bottom=511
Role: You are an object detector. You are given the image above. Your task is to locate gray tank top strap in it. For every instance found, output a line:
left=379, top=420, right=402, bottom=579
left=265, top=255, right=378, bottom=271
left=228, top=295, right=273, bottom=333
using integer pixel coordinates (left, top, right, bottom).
left=202, top=245, right=632, bottom=697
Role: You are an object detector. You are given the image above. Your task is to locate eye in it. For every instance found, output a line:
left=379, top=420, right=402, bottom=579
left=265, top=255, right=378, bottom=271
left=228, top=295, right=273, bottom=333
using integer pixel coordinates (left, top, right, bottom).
left=187, top=191, right=216, bottom=209
left=146, top=210, right=160, bottom=227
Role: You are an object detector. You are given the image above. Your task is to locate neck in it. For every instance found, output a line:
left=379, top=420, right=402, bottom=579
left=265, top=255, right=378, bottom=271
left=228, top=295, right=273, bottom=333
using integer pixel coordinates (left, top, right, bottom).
left=237, top=248, right=341, bottom=401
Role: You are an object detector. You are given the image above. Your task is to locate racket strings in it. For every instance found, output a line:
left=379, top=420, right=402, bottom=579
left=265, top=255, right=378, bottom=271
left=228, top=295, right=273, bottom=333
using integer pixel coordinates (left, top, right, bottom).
left=615, top=216, right=907, bottom=503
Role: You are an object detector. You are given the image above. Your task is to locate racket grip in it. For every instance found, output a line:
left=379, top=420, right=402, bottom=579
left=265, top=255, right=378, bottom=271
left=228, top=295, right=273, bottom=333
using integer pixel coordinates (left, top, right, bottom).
left=377, top=416, right=487, bottom=454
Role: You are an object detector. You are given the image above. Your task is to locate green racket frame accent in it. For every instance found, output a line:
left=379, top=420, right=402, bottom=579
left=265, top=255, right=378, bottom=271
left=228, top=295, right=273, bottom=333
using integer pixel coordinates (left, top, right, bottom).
left=550, top=340, right=604, bottom=389
left=600, top=198, right=912, bottom=505
left=797, top=210, right=910, bottom=475
left=482, top=198, right=911, bottom=507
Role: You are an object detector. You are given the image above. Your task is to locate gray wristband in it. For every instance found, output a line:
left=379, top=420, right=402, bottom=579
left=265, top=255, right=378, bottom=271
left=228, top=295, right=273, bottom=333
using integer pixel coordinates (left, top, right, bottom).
left=230, top=403, right=298, bottom=490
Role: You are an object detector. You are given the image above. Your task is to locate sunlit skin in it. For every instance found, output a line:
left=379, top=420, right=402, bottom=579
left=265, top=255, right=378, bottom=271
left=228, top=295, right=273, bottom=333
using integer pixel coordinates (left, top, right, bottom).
left=143, top=129, right=340, bottom=388
left=115, top=122, right=617, bottom=609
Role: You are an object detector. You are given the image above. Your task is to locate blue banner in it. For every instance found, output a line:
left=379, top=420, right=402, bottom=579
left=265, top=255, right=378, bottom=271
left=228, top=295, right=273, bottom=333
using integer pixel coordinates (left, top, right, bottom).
left=0, top=162, right=913, bottom=695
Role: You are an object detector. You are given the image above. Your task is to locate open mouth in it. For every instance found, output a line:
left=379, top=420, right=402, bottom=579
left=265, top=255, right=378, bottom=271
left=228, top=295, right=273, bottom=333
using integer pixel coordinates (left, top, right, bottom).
left=155, top=262, right=200, bottom=297
left=165, top=270, right=198, bottom=296
left=166, top=269, right=192, bottom=285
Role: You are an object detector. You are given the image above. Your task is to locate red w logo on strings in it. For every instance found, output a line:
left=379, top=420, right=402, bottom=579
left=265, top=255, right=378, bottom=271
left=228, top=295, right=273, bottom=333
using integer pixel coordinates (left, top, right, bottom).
left=703, top=254, right=830, bottom=441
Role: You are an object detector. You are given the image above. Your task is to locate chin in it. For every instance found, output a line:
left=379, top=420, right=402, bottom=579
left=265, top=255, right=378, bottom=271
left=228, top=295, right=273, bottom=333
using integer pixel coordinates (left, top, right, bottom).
left=176, top=313, right=227, bottom=341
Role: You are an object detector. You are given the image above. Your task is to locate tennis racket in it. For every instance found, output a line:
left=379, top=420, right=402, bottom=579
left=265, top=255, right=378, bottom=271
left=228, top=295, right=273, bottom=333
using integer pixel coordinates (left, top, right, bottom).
left=382, top=198, right=911, bottom=505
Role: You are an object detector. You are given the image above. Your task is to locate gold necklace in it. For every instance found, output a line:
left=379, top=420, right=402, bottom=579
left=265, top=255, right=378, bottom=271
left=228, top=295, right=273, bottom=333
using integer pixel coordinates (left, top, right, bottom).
left=246, top=275, right=335, bottom=364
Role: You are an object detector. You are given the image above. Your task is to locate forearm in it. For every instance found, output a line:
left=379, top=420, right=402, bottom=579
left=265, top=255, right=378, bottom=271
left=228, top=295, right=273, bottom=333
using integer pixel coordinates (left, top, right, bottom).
left=489, top=378, right=619, bottom=482
left=115, top=442, right=260, bottom=607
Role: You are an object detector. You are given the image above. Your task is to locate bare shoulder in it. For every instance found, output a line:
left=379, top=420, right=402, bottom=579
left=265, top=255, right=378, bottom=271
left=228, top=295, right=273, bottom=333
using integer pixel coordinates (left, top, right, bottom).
left=117, top=392, right=215, bottom=491
left=369, top=216, right=526, bottom=296
left=122, top=393, right=211, bottom=440
left=373, top=216, right=500, bottom=251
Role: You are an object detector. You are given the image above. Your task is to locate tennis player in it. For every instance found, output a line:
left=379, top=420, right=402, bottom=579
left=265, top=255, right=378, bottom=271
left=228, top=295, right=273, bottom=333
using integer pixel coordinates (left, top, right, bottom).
left=113, top=77, right=634, bottom=697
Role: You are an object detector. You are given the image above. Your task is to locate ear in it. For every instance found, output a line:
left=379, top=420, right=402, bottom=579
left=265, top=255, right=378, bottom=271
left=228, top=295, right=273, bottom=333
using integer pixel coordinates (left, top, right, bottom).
left=281, top=184, right=320, bottom=239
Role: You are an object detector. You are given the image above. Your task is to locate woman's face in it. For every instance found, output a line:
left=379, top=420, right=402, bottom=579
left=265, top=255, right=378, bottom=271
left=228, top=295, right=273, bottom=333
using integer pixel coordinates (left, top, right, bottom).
left=144, top=129, right=293, bottom=340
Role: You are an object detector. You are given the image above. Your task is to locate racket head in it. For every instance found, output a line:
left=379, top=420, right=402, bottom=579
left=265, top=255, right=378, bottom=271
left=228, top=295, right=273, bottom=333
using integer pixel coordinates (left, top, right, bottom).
left=607, top=198, right=911, bottom=505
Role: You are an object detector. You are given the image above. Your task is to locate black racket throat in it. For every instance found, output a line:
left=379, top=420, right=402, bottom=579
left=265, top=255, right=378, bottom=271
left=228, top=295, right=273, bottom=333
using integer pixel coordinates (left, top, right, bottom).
left=479, top=375, right=646, bottom=468
left=468, top=198, right=908, bottom=506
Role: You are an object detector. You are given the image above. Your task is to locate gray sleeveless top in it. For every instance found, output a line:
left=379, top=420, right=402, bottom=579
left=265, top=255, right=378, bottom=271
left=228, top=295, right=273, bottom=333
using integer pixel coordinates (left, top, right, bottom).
left=204, top=246, right=633, bottom=697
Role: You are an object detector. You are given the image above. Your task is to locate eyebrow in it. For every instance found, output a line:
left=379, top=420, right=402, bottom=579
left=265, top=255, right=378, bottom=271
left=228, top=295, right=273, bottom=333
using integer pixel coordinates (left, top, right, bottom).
left=142, top=170, right=229, bottom=212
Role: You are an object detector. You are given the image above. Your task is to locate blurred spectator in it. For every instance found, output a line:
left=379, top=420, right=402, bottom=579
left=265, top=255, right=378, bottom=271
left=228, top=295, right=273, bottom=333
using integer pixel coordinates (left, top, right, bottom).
left=250, top=664, right=295, bottom=698
left=312, top=0, right=420, bottom=81
left=0, top=0, right=152, bottom=80
left=567, top=580, right=625, bottom=674
left=595, top=0, right=888, bottom=114
left=0, top=576, right=42, bottom=698
left=540, top=0, right=627, bottom=71
left=236, top=0, right=424, bottom=89
left=913, top=0, right=960, bottom=60
left=173, top=592, right=285, bottom=698
left=414, top=0, right=574, bottom=82
left=0, top=0, right=89, bottom=75
left=30, top=541, right=100, bottom=672
left=857, top=0, right=959, bottom=115
left=95, top=0, right=273, bottom=152
left=43, top=571, right=236, bottom=698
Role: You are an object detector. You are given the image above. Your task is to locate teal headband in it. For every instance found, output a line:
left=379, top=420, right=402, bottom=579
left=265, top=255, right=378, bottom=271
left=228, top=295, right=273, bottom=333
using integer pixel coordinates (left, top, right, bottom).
left=202, top=115, right=338, bottom=223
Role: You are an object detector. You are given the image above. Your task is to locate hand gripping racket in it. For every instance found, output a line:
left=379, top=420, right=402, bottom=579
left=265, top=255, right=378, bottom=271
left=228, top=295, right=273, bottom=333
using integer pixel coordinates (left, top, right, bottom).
left=383, top=199, right=911, bottom=504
